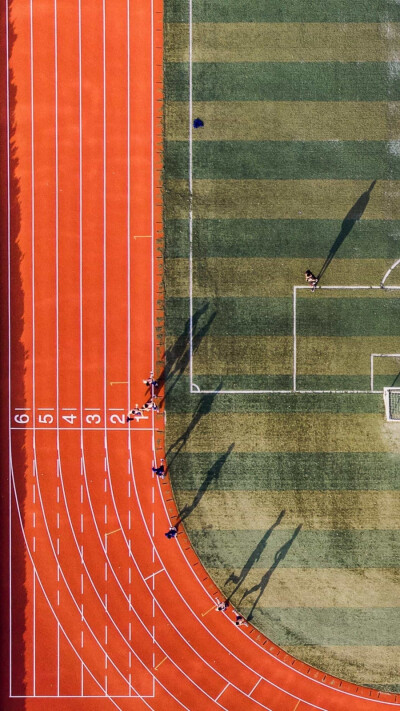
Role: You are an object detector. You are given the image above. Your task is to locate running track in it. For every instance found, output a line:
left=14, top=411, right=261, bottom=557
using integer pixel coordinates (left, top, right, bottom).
left=1, top=1, right=400, bottom=709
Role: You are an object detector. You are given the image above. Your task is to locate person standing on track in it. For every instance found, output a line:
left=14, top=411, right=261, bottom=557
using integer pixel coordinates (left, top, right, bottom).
left=152, top=459, right=166, bottom=477
left=165, top=526, right=177, bottom=539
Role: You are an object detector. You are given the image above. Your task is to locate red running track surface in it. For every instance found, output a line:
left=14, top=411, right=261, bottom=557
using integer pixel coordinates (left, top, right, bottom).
left=1, top=1, right=400, bottom=709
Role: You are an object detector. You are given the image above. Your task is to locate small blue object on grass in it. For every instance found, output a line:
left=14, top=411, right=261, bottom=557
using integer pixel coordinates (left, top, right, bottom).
left=193, top=118, right=204, bottom=128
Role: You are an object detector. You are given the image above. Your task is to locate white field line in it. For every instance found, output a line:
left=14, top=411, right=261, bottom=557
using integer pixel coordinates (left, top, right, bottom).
left=381, top=258, right=400, bottom=287
left=294, top=285, right=400, bottom=395
left=371, top=353, right=400, bottom=392
left=188, top=0, right=193, bottom=391
left=191, top=282, right=400, bottom=394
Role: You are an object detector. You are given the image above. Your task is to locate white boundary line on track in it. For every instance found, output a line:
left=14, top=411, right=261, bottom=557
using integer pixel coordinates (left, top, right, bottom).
left=54, top=0, right=61, bottom=691
left=29, top=0, right=37, bottom=694
left=150, top=0, right=157, bottom=697
left=6, top=0, right=12, bottom=696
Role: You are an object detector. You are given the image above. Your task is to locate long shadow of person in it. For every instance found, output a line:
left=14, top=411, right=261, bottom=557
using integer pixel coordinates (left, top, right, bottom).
left=224, top=510, right=286, bottom=601
left=240, top=524, right=302, bottom=621
left=158, top=304, right=217, bottom=403
left=175, top=443, right=235, bottom=527
left=166, top=381, right=223, bottom=467
left=317, top=180, right=376, bottom=284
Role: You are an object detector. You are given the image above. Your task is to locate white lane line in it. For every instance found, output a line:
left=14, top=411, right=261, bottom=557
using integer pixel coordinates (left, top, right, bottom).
left=103, top=0, right=107, bottom=441
left=78, top=0, right=83, bottom=452
left=151, top=0, right=154, bottom=372
left=127, top=0, right=131, bottom=417
left=30, top=0, right=38, bottom=693
left=54, top=0, right=60, bottom=450
left=6, top=1, right=12, bottom=691
left=215, top=682, right=229, bottom=702
left=11, top=459, right=129, bottom=709
left=249, top=678, right=262, bottom=697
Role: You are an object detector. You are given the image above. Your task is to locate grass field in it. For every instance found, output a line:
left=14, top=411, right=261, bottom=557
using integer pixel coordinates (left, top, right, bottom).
left=164, top=0, right=400, bottom=691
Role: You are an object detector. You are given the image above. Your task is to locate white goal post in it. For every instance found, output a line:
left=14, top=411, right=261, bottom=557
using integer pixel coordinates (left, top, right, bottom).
left=384, top=388, right=400, bottom=421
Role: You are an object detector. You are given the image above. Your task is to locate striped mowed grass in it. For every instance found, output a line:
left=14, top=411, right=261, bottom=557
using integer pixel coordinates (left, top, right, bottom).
left=164, top=0, right=400, bottom=692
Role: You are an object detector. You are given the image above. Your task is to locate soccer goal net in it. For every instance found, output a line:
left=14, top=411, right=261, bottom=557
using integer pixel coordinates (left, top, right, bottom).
left=384, top=388, right=400, bottom=421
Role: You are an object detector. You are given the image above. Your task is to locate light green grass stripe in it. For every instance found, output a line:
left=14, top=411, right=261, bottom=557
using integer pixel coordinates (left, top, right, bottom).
left=166, top=141, right=400, bottom=180
left=189, top=529, right=400, bottom=567
left=166, top=23, right=400, bottom=63
left=166, top=180, right=400, bottom=220
left=167, top=412, right=396, bottom=452
left=166, top=102, right=400, bottom=142
left=165, top=332, right=399, bottom=374
left=168, top=452, right=400, bottom=489
left=165, top=63, right=400, bottom=102
left=165, top=377, right=383, bottom=412
left=286, top=646, right=400, bottom=686
left=166, top=259, right=393, bottom=297
left=165, top=0, right=400, bottom=23
left=177, top=490, right=400, bottom=530
left=244, top=607, right=400, bottom=646
left=207, top=568, right=400, bottom=607
left=165, top=219, right=400, bottom=259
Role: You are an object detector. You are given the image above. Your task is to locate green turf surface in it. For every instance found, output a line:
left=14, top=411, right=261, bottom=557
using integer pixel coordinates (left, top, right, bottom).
left=164, top=0, right=400, bottom=690
left=166, top=140, right=400, bottom=180
left=188, top=530, right=400, bottom=568
left=169, top=452, right=400, bottom=489
left=166, top=63, right=400, bottom=101
left=166, top=0, right=400, bottom=23
left=165, top=219, right=400, bottom=259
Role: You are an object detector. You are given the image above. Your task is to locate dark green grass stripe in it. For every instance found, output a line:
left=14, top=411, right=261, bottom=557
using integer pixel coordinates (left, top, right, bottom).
left=242, top=608, right=400, bottom=646
left=189, top=529, right=400, bottom=568
left=168, top=452, right=400, bottom=490
left=165, top=220, right=400, bottom=259
left=166, top=297, right=292, bottom=336
left=167, top=296, right=400, bottom=337
left=165, top=377, right=383, bottom=412
left=165, top=63, right=399, bottom=102
left=297, top=297, right=400, bottom=336
left=166, top=0, right=400, bottom=23
left=166, top=141, right=400, bottom=181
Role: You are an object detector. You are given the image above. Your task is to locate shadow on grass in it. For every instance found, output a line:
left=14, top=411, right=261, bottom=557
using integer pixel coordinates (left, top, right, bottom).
left=158, top=303, right=217, bottom=403
left=317, top=180, right=376, bottom=284
left=176, top=443, right=235, bottom=527
left=166, top=381, right=223, bottom=467
left=225, top=510, right=286, bottom=601
left=240, top=524, right=302, bottom=621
